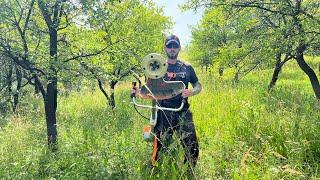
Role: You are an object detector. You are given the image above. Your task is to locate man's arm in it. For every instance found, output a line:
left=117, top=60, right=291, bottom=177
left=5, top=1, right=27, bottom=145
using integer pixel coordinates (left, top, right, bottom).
left=182, top=64, right=202, bottom=98
left=191, top=81, right=202, bottom=96
left=182, top=81, right=202, bottom=98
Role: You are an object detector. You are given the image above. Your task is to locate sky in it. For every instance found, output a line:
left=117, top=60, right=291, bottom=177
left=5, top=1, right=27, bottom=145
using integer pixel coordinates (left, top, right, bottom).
left=153, top=0, right=204, bottom=47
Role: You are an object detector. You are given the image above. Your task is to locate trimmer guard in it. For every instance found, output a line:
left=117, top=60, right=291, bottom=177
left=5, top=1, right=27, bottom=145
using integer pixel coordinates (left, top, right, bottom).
left=139, top=78, right=185, bottom=100
left=132, top=77, right=186, bottom=127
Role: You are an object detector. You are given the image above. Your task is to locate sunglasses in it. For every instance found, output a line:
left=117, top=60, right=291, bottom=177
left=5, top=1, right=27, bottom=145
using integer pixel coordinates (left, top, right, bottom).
left=166, top=43, right=180, bottom=49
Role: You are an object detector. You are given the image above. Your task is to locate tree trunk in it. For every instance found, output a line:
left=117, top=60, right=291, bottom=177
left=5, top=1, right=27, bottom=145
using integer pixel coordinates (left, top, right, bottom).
left=12, top=65, right=22, bottom=112
left=233, top=72, right=239, bottom=83
left=34, top=74, right=40, bottom=94
left=6, top=62, right=13, bottom=103
left=97, top=79, right=111, bottom=105
left=296, top=44, right=320, bottom=99
left=109, top=81, right=117, bottom=109
left=233, top=65, right=239, bottom=83
left=268, top=53, right=284, bottom=91
left=45, top=28, right=58, bottom=149
left=45, top=81, right=58, bottom=149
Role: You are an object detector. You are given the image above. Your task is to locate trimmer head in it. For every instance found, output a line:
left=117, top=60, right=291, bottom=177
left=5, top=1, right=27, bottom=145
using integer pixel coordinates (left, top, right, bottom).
left=142, top=53, right=167, bottom=79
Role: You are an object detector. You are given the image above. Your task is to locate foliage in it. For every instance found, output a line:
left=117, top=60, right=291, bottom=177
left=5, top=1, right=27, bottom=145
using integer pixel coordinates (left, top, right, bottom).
left=73, top=0, right=170, bottom=90
left=185, top=0, right=320, bottom=98
left=0, top=60, right=319, bottom=178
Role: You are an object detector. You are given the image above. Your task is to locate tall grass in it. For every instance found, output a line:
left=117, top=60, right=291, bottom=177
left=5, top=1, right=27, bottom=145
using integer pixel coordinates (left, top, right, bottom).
left=0, top=59, right=319, bottom=179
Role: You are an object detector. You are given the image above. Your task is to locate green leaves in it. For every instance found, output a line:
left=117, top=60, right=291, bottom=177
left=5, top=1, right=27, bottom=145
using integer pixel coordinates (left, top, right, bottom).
left=186, top=0, right=320, bottom=82
left=74, top=0, right=170, bottom=84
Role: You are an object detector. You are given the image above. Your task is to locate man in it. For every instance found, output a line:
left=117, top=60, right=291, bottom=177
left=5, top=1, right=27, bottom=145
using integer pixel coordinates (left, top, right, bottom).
left=152, top=34, right=202, bottom=169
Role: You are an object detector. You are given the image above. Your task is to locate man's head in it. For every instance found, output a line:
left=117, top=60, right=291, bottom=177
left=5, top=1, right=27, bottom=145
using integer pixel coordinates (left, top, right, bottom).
left=164, top=34, right=181, bottom=60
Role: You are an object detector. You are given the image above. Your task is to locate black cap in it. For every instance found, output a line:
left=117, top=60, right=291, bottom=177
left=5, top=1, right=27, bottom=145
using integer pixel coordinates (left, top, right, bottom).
left=165, top=34, right=180, bottom=47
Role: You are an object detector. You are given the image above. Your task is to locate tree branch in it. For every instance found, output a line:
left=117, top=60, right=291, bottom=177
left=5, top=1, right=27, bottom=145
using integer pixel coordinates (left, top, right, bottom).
left=64, top=46, right=109, bottom=62
left=38, top=0, right=53, bottom=30
left=0, top=41, right=45, bottom=75
left=53, top=0, right=63, bottom=28
left=23, top=0, right=36, bottom=35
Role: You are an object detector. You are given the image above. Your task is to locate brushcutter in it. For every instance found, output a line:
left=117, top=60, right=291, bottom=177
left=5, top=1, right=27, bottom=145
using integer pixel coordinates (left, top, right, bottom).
left=131, top=53, right=185, bottom=142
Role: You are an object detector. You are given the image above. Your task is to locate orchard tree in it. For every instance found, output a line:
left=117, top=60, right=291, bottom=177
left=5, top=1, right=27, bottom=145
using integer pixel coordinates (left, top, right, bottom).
left=0, top=54, right=22, bottom=113
left=0, top=0, right=110, bottom=149
left=188, top=6, right=270, bottom=82
left=0, top=0, right=170, bottom=149
left=68, top=0, right=170, bottom=109
left=184, top=0, right=320, bottom=99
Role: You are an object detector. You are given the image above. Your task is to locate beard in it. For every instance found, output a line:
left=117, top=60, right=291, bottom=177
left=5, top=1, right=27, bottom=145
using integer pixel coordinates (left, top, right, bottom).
left=166, top=51, right=178, bottom=59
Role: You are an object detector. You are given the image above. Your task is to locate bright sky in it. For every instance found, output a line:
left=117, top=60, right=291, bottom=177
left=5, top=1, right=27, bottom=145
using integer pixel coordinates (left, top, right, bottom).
left=154, top=0, right=203, bottom=47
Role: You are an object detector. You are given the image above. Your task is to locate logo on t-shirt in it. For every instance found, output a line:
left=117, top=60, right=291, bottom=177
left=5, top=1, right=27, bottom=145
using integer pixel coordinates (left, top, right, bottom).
left=167, top=72, right=176, bottom=80
left=166, top=72, right=186, bottom=80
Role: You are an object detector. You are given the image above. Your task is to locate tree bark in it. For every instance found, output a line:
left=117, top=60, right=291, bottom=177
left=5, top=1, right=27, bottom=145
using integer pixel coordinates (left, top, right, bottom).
left=109, top=81, right=117, bottom=109
left=38, top=0, right=60, bottom=146
left=45, top=77, right=58, bottom=149
left=45, top=28, right=58, bottom=148
left=296, top=44, right=320, bottom=99
left=268, top=53, right=291, bottom=91
left=233, top=72, right=239, bottom=83
left=97, top=79, right=110, bottom=104
left=269, top=55, right=283, bottom=91
left=12, top=65, right=22, bottom=112
left=33, top=74, right=40, bottom=94
left=233, top=65, right=239, bottom=83
left=6, top=62, right=13, bottom=104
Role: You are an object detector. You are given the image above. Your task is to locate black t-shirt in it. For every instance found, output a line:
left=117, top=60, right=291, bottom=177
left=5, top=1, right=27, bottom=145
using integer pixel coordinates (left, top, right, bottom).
left=159, top=60, right=199, bottom=110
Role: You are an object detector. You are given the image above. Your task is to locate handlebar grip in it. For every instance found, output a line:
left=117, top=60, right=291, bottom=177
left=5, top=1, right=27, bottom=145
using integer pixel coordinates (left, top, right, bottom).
left=132, top=81, right=137, bottom=87
left=131, top=81, right=137, bottom=98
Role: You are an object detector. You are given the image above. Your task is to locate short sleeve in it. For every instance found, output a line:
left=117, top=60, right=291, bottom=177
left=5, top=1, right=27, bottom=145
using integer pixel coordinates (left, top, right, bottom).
left=188, top=65, right=198, bottom=84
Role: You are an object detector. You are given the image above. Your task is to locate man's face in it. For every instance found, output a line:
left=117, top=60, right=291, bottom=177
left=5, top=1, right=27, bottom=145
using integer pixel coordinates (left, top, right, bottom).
left=165, top=42, right=180, bottom=59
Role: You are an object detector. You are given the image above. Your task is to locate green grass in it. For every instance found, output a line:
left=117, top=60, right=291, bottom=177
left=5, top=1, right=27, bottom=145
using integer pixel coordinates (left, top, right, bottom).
left=0, top=59, right=319, bottom=179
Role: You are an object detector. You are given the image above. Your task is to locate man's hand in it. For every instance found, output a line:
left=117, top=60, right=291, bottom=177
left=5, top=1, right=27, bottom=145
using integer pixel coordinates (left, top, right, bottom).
left=182, top=89, right=193, bottom=98
left=131, top=81, right=140, bottom=98
left=130, top=88, right=140, bottom=98
left=182, top=82, right=202, bottom=98
left=130, top=89, right=136, bottom=98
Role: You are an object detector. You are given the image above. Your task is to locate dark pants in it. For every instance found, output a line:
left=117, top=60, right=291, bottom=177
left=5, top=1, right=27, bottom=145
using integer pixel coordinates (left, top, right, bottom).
left=152, top=110, right=199, bottom=167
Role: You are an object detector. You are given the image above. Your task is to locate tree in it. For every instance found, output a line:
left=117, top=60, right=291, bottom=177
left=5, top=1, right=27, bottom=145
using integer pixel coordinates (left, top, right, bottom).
left=0, top=0, right=107, bottom=149
left=0, top=0, right=170, bottom=149
left=187, top=6, right=269, bottom=82
left=70, top=0, right=170, bottom=109
left=184, top=0, right=320, bottom=99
